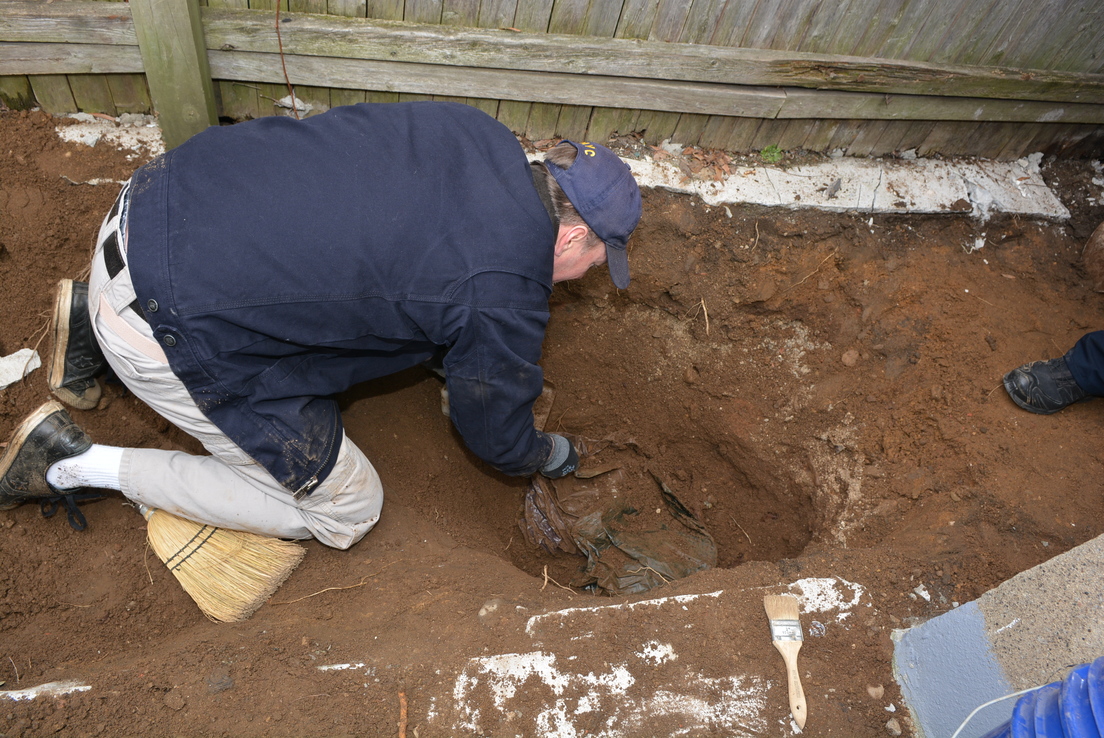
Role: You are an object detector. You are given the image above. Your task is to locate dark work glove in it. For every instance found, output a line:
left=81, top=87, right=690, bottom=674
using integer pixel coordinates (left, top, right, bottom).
left=539, top=433, right=578, bottom=479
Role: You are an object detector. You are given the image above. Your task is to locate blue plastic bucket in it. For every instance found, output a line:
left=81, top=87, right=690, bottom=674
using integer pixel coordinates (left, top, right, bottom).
left=1012, top=688, right=1039, bottom=738
left=1089, top=656, right=1104, bottom=734
left=1034, top=683, right=1065, bottom=737
left=1061, top=662, right=1101, bottom=738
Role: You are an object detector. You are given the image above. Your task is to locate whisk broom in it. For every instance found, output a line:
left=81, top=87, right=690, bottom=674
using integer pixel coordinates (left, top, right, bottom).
left=137, top=504, right=305, bottom=623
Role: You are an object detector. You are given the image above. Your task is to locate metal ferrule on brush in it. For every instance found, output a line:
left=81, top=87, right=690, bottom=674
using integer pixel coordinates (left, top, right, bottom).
left=769, top=619, right=804, bottom=641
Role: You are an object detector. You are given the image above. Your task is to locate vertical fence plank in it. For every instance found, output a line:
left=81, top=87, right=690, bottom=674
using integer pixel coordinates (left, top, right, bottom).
left=583, top=0, right=623, bottom=36
left=635, top=110, right=682, bottom=144
left=216, top=81, right=264, bottom=120
left=915, top=121, right=981, bottom=157
left=405, top=0, right=443, bottom=21
left=678, top=0, right=726, bottom=43
left=671, top=112, right=709, bottom=146
left=1048, top=6, right=1104, bottom=73
left=330, top=88, right=368, bottom=107
left=0, top=76, right=35, bottom=110
left=586, top=106, right=640, bottom=141
left=797, top=0, right=853, bottom=52
left=615, top=0, right=659, bottom=39
left=711, top=0, right=760, bottom=47
left=290, top=0, right=328, bottom=11
left=497, top=101, right=533, bottom=134
left=105, top=74, right=152, bottom=114
left=513, top=0, right=554, bottom=31
left=28, top=76, right=77, bottom=114
left=131, top=0, right=218, bottom=147
left=366, top=0, right=405, bottom=19
left=867, top=0, right=934, bottom=59
left=329, top=0, right=367, bottom=16
left=896, top=0, right=968, bottom=62
left=697, top=114, right=738, bottom=149
left=366, top=91, right=401, bottom=102
left=463, top=97, right=500, bottom=117
left=649, top=0, right=691, bottom=41
left=893, top=121, right=936, bottom=155
left=441, top=0, right=480, bottom=25
left=776, top=119, right=816, bottom=151
left=795, top=119, right=840, bottom=152
left=548, top=0, right=590, bottom=34
left=479, top=0, right=519, bottom=27
left=556, top=104, right=592, bottom=139
left=526, top=102, right=562, bottom=139
left=68, top=74, right=117, bottom=116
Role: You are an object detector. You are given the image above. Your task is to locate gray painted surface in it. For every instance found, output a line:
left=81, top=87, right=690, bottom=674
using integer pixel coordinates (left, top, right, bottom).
left=896, top=533, right=1104, bottom=738
left=894, top=601, right=1014, bottom=738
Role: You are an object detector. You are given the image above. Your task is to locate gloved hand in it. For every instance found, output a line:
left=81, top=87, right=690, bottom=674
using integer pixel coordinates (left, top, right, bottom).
left=540, top=433, right=579, bottom=479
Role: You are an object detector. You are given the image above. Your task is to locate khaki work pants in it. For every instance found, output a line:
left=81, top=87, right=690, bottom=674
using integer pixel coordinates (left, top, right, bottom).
left=87, top=184, right=383, bottom=549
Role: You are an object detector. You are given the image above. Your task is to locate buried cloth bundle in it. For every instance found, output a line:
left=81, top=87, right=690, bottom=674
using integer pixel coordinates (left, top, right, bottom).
left=520, top=436, right=717, bottom=595
left=977, top=655, right=1104, bottom=738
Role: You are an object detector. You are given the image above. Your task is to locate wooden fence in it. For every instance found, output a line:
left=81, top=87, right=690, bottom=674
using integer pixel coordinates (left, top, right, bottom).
left=2, top=0, right=1104, bottom=158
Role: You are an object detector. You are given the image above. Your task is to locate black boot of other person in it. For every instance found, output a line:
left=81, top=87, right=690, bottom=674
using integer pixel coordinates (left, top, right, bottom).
left=1003, top=353, right=1090, bottom=415
left=48, top=279, right=108, bottom=410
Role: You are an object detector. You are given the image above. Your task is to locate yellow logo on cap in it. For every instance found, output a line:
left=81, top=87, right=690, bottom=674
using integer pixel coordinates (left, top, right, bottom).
left=580, top=142, right=597, bottom=157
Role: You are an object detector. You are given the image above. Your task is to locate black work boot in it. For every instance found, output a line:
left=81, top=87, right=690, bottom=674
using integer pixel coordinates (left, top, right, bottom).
left=1003, top=354, right=1090, bottom=415
left=0, top=400, right=93, bottom=510
left=48, top=279, right=108, bottom=410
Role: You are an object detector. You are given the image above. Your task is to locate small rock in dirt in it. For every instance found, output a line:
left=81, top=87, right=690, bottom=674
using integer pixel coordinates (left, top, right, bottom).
left=985, top=334, right=998, bottom=351
left=867, top=684, right=885, bottom=699
left=206, top=667, right=234, bottom=694
left=841, top=349, right=860, bottom=367
left=163, top=688, right=186, bottom=711
left=886, top=717, right=902, bottom=735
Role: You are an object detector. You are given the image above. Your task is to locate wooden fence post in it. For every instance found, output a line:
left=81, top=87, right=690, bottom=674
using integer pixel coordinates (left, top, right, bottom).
left=130, top=0, right=217, bottom=149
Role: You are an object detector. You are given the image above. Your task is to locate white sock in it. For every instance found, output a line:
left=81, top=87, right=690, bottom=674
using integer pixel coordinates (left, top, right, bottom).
left=46, top=444, right=124, bottom=491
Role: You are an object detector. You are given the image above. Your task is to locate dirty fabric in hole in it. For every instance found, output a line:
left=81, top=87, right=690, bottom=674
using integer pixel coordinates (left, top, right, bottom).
left=521, top=438, right=717, bottom=595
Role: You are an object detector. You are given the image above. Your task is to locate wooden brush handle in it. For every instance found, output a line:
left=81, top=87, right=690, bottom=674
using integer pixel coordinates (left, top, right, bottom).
left=773, top=640, right=807, bottom=729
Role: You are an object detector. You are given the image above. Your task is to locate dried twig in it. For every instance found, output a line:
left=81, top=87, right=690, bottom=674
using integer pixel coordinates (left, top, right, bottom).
left=541, top=566, right=573, bottom=592
left=752, top=220, right=761, bottom=249
left=730, top=515, right=753, bottom=544
left=274, top=3, right=299, bottom=120
left=399, top=691, right=408, bottom=738
left=787, top=251, right=837, bottom=292
left=8, top=656, right=18, bottom=683
left=272, top=562, right=396, bottom=605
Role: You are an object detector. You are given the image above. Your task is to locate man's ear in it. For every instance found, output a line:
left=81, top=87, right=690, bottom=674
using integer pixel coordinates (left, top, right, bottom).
left=554, top=224, right=590, bottom=256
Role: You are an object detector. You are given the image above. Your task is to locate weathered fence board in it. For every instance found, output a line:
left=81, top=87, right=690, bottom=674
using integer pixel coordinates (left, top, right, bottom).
left=191, top=9, right=1104, bottom=104
left=130, top=0, right=217, bottom=146
left=0, top=74, right=33, bottom=108
left=28, top=74, right=76, bottom=113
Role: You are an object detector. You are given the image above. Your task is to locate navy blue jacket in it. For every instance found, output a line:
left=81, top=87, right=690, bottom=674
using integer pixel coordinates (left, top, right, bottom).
left=125, top=102, right=557, bottom=494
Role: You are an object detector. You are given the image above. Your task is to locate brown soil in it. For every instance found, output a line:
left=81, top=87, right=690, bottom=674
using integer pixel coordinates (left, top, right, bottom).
left=2, top=107, right=1103, bottom=737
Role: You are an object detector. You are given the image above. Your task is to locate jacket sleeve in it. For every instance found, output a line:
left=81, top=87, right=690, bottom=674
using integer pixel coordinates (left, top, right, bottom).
left=443, top=302, right=555, bottom=476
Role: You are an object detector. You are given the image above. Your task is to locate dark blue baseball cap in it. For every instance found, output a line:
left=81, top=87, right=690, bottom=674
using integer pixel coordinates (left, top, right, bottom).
left=545, top=140, right=642, bottom=289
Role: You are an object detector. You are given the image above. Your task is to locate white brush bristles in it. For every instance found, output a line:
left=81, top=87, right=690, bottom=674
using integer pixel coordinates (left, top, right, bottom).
left=141, top=506, right=305, bottom=623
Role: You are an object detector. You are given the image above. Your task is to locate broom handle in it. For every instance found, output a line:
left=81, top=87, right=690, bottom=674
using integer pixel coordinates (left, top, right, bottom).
left=773, top=640, right=807, bottom=729
left=135, top=503, right=155, bottom=521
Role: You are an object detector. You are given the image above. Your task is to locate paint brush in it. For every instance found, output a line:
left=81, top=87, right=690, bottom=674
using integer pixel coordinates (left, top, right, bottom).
left=763, top=594, right=807, bottom=729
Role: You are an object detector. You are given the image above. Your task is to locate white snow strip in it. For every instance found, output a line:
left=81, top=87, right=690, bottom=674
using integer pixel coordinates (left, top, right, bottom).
left=56, top=113, right=165, bottom=159
left=525, top=590, right=723, bottom=635
left=530, top=149, right=1068, bottom=220
left=447, top=649, right=768, bottom=737
left=0, top=349, right=40, bottom=390
left=1, top=681, right=91, bottom=701
left=317, top=662, right=366, bottom=671
left=789, top=577, right=867, bottom=623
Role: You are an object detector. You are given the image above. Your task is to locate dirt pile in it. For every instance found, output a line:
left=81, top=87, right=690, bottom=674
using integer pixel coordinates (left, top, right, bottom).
left=1, top=108, right=1103, bottom=736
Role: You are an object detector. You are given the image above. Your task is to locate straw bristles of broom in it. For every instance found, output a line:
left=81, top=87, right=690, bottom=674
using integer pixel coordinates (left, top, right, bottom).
left=138, top=505, right=306, bottom=623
